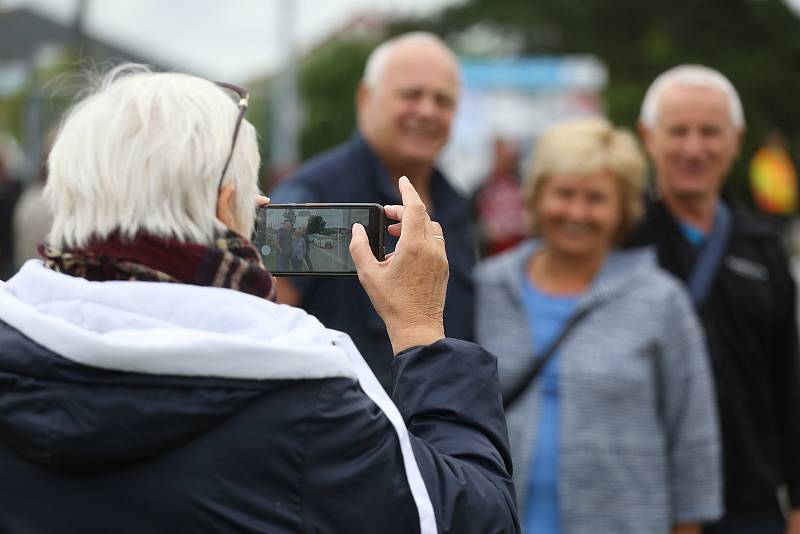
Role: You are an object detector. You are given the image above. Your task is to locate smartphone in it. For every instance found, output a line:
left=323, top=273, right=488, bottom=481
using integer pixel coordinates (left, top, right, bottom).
left=253, top=203, right=385, bottom=276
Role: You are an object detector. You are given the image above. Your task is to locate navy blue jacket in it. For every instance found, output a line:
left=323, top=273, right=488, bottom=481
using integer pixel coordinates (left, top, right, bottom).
left=0, top=319, right=517, bottom=533
left=270, top=135, right=476, bottom=388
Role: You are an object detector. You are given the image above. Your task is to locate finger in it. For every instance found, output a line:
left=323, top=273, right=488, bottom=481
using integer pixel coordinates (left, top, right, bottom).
left=384, top=204, right=404, bottom=222
left=430, top=221, right=445, bottom=245
left=397, top=176, right=427, bottom=241
left=350, top=223, right=379, bottom=272
left=387, top=222, right=402, bottom=237
left=255, top=195, right=271, bottom=207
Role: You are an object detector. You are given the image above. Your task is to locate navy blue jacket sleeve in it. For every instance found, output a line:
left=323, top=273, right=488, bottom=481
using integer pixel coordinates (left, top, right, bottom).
left=393, top=339, right=519, bottom=533
left=301, top=338, right=519, bottom=533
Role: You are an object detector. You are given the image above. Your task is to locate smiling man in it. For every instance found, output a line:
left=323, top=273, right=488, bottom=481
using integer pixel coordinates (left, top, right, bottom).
left=629, top=65, right=800, bottom=534
left=270, top=32, right=475, bottom=389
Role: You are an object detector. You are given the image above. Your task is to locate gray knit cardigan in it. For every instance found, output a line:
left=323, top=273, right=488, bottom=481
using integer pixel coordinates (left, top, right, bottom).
left=475, top=240, right=723, bottom=533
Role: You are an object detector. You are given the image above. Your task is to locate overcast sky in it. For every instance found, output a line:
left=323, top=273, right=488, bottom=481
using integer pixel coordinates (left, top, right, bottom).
left=1, top=0, right=462, bottom=82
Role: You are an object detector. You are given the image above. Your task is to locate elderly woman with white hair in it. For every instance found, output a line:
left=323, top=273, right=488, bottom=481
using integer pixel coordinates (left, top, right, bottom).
left=475, top=118, right=723, bottom=533
left=0, top=65, right=518, bottom=533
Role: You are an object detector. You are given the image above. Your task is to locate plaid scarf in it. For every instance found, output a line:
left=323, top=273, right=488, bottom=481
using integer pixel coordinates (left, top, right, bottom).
left=39, top=230, right=276, bottom=302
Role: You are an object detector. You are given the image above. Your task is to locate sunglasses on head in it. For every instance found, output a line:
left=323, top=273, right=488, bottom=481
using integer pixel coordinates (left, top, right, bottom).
left=215, top=81, right=250, bottom=194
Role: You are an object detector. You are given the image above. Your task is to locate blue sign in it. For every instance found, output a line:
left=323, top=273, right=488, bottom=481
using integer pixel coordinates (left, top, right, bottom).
left=460, top=56, right=607, bottom=91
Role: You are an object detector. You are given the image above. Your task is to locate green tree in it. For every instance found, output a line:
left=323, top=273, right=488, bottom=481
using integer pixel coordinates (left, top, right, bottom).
left=306, top=214, right=326, bottom=235
left=298, top=37, right=377, bottom=160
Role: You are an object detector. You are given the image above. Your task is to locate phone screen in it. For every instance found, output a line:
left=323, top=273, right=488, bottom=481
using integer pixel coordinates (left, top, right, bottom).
left=253, top=203, right=384, bottom=276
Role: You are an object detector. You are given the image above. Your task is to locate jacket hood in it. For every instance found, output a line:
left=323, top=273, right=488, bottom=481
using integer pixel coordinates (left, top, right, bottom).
left=0, top=261, right=357, bottom=474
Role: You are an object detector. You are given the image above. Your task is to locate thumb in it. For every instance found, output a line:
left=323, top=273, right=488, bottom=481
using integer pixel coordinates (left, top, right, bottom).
left=349, top=223, right=377, bottom=271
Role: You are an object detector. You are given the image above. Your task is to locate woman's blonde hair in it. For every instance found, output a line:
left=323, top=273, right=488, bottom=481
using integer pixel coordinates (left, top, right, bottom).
left=524, top=117, right=647, bottom=243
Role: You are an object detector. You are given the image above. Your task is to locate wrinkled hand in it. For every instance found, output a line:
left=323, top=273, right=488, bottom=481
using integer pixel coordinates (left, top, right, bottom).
left=350, top=176, right=448, bottom=354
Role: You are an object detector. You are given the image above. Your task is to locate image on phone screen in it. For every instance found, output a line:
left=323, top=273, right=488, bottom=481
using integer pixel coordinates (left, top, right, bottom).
left=253, top=204, right=384, bottom=276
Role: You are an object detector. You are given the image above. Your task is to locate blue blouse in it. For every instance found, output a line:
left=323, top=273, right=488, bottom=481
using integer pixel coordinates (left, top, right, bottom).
left=521, top=274, right=580, bottom=534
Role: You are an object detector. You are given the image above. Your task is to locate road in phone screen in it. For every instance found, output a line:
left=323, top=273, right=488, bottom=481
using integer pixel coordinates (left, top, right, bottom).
left=255, top=207, right=372, bottom=273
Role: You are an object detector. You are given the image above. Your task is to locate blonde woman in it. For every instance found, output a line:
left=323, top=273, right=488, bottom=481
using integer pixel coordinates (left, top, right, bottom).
left=476, top=118, right=722, bottom=533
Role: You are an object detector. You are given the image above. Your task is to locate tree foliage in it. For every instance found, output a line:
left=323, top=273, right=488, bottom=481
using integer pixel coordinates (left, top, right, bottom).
left=298, top=37, right=377, bottom=160
left=306, top=214, right=326, bottom=235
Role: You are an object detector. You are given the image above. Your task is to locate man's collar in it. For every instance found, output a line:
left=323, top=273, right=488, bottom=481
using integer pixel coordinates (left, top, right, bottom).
left=647, top=186, right=775, bottom=239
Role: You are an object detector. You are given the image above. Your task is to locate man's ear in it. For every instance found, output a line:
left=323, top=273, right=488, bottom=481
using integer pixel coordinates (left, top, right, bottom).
left=636, top=120, right=649, bottom=144
left=216, top=183, right=237, bottom=229
left=636, top=120, right=655, bottom=157
left=355, top=81, right=370, bottom=117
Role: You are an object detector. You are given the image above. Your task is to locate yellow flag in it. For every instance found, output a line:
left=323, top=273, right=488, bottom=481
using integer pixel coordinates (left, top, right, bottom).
left=749, top=145, right=797, bottom=215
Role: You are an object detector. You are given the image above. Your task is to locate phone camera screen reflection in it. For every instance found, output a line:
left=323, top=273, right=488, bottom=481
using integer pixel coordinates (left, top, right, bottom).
left=254, top=207, right=372, bottom=274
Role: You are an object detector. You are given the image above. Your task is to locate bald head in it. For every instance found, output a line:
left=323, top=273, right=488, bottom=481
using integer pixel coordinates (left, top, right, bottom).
left=363, top=32, right=459, bottom=89
left=357, top=32, right=460, bottom=176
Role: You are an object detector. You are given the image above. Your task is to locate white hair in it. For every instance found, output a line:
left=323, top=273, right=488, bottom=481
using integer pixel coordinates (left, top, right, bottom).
left=362, top=31, right=458, bottom=89
left=46, top=64, right=260, bottom=248
left=639, top=64, right=745, bottom=129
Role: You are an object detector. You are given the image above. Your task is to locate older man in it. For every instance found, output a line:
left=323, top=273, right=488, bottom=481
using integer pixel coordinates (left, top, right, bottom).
left=0, top=66, right=518, bottom=533
left=270, top=32, right=474, bottom=389
left=630, top=65, right=800, bottom=534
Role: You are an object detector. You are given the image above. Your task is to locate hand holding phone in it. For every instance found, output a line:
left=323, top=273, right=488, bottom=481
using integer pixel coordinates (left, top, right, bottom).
left=350, top=177, right=448, bottom=354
